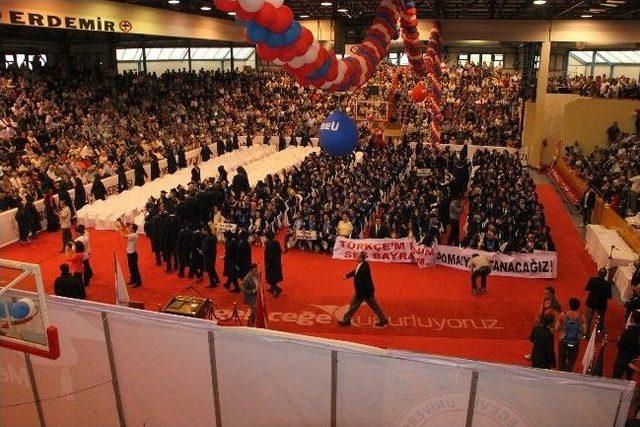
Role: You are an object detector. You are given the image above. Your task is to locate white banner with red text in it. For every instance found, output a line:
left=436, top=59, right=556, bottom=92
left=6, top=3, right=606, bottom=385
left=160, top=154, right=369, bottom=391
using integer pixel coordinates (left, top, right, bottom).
left=332, top=237, right=557, bottom=279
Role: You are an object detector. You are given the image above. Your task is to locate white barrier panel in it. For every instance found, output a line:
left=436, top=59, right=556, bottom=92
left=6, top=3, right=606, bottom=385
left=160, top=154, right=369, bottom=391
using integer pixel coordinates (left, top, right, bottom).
left=108, top=311, right=216, bottom=426
left=0, top=348, right=40, bottom=426
left=337, top=352, right=473, bottom=426
left=31, top=304, right=120, bottom=426
left=1, top=292, right=633, bottom=427
left=215, top=329, right=332, bottom=426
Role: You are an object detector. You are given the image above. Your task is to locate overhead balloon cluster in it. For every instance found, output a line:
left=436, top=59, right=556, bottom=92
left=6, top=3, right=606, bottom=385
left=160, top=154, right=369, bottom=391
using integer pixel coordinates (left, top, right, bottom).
left=213, top=0, right=424, bottom=91
left=398, top=1, right=424, bottom=74
left=425, top=21, right=443, bottom=144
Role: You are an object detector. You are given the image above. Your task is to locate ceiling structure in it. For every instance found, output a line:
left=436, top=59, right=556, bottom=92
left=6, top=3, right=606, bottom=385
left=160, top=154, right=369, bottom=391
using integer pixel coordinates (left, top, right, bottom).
left=116, top=0, right=640, bottom=20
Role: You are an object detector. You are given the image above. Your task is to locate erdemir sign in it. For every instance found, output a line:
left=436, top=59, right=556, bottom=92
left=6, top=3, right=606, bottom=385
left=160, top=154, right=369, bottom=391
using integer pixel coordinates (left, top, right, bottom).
left=1, top=9, right=132, bottom=33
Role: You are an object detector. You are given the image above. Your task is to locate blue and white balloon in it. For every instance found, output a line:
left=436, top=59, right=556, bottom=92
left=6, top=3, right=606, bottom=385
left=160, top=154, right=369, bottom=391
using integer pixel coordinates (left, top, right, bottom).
left=318, top=111, right=359, bottom=157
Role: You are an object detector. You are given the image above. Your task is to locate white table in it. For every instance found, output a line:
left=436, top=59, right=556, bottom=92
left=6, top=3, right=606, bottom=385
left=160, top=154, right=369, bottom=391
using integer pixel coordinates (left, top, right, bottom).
left=585, top=224, right=638, bottom=269
left=613, top=264, right=635, bottom=301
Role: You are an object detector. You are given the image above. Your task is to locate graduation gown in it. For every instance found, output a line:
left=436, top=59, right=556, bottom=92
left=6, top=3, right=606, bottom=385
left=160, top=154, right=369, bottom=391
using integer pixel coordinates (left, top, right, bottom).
left=264, top=239, right=283, bottom=285
left=200, top=144, right=212, bottom=162
left=134, top=160, right=147, bottom=186
left=235, top=238, right=252, bottom=278
left=74, top=177, right=86, bottom=210
left=166, top=148, right=177, bottom=174
left=150, top=154, right=161, bottom=181
left=117, top=164, right=128, bottom=193
left=177, top=147, right=187, bottom=169
left=91, top=177, right=107, bottom=201
left=223, top=237, right=238, bottom=279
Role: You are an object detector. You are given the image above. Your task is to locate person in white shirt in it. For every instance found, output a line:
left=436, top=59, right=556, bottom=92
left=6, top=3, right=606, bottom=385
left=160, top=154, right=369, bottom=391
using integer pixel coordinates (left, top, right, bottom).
left=468, top=253, right=491, bottom=296
left=55, top=200, right=72, bottom=253
left=118, top=219, right=142, bottom=287
left=74, top=224, right=93, bottom=287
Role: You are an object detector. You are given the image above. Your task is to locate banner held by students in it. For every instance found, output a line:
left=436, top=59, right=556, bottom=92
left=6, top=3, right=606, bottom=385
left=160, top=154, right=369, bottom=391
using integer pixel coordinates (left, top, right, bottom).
left=332, top=237, right=557, bottom=279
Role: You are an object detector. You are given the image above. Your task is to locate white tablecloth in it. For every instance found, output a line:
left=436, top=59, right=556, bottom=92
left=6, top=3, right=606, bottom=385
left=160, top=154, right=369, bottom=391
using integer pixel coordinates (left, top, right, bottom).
left=614, top=264, right=635, bottom=301
left=77, top=145, right=275, bottom=231
left=585, top=225, right=639, bottom=269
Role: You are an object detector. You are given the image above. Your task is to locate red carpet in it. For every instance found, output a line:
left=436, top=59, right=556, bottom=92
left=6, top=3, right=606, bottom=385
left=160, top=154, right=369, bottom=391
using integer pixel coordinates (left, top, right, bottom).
left=1, top=184, right=625, bottom=373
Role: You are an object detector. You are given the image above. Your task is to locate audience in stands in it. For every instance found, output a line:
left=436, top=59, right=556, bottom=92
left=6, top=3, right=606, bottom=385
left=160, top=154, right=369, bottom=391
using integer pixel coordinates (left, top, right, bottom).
left=548, top=74, right=639, bottom=99
left=0, top=65, right=355, bottom=211
left=397, top=64, right=523, bottom=147
left=464, top=150, right=553, bottom=253
left=565, top=128, right=640, bottom=215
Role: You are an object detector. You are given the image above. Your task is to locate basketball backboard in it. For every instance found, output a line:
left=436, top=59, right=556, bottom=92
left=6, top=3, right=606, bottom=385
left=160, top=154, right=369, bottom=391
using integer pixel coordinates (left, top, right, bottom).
left=0, top=258, right=60, bottom=359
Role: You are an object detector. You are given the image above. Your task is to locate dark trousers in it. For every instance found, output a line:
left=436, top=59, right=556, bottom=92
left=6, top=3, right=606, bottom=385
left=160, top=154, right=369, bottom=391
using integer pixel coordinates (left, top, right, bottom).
left=153, top=246, right=162, bottom=266
left=178, top=255, right=190, bottom=277
left=61, top=228, right=72, bottom=251
left=82, top=259, right=93, bottom=287
left=613, top=357, right=634, bottom=380
left=73, top=272, right=84, bottom=287
left=471, top=267, right=490, bottom=290
left=585, top=307, right=606, bottom=333
left=447, top=218, right=460, bottom=245
left=582, top=207, right=593, bottom=226
left=127, top=252, right=142, bottom=286
left=205, top=268, right=220, bottom=287
left=558, top=339, right=579, bottom=372
left=342, top=295, right=387, bottom=323
left=268, top=280, right=282, bottom=293
left=164, top=249, right=178, bottom=272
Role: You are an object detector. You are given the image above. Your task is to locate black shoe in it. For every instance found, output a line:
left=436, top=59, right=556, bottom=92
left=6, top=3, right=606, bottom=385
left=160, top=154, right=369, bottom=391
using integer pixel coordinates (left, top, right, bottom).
left=273, top=288, right=282, bottom=298
left=375, top=319, right=389, bottom=328
left=338, top=320, right=351, bottom=326
left=132, top=284, right=142, bottom=288
left=224, top=282, right=230, bottom=289
left=480, top=287, right=487, bottom=294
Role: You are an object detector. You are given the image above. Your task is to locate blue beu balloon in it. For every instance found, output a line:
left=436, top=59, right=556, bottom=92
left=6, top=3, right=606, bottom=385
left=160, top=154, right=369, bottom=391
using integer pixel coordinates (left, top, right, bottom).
left=318, top=111, right=359, bottom=157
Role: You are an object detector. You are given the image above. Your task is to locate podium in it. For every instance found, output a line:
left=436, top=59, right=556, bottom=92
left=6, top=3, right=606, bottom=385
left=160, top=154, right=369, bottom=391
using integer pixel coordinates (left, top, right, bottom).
left=163, top=295, right=211, bottom=319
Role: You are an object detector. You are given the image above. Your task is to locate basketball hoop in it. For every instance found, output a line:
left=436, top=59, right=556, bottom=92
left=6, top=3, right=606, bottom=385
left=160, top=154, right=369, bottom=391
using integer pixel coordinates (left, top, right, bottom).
left=0, top=259, right=60, bottom=359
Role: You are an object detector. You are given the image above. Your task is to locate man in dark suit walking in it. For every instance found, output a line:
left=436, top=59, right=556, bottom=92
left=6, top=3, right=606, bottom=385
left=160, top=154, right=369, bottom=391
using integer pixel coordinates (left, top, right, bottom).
left=338, top=251, right=388, bottom=327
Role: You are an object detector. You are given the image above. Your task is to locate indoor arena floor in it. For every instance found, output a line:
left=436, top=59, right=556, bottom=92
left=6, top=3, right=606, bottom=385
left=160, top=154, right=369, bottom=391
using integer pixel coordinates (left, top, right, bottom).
left=1, top=184, right=624, bottom=375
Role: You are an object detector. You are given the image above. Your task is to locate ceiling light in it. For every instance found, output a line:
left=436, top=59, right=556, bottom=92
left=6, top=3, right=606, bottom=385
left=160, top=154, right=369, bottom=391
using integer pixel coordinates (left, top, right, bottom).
left=337, top=8, right=348, bottom=12
left=533, top=0, right=546, bottom=4
left=168, top=0, right=180, bottom=4
left=200, top=5, right=212, bottom=10
left=300, top=14, right=310, bottom=18
left=601, top=2, right=618, bottom=6
left=228, top=11, right=236, bottom=15
left=321, top=2, right=332, bottom=6
left=581, top=14, right=593, bottom=18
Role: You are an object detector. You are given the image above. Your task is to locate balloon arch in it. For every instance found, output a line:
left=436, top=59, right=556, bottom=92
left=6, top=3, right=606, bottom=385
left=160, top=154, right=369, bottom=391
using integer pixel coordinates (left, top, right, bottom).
left=213, top=0, right=429, bottom=91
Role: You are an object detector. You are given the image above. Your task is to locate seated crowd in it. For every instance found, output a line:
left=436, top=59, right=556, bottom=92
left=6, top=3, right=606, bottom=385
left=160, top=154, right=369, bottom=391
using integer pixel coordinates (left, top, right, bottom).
left=564, top=120, right=640, bottom=215
left=548, top=74, right=639, bottom=99
left=0, top=64, right=362, bottom=211
left=397, top=63, right=523, bottom=147
left=465, top=150, right=554, bottom=253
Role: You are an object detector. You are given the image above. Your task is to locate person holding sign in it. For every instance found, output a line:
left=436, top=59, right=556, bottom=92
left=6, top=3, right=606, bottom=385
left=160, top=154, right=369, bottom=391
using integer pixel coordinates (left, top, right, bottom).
left=338, top=251, right=388, bottom=328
